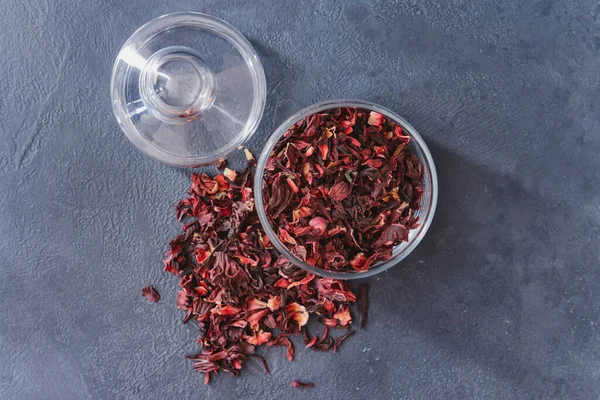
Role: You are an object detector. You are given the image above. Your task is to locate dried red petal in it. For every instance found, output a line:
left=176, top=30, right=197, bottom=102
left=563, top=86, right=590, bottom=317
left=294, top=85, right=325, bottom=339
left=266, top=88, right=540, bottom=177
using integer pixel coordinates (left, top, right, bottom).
left=333, top=331, right=355, bottom=353
left=214, top=174, right=229, bottom=191
left=302, top=162, right=313, bottom=184
left=316, top=279, right=356, bottom=302
left=373, top=145, right=387, bottom=155
left=314, top=163, right=325, bottom=176
left=248, top=309, right=270, bottom=330
left=176, top=291, right=190, bottom=310
left=367, top=111, right=385, bottom=126
left=212, top=305, right=241, bottom=316
left=231, top=320, right=248, bottom=328
left=318, top=144, right=329, bottom=160
left=308, top=217, right=328, bottom=237
left=285, top=303, right=309, bottom=328
left=286, top=177, right=299, bottom=193
left=241, top=187, right=253, bottom=202
left=348, top=137, right=362, bottom=148
left=305, top=336, right=318, bottom=348
left=246, top=331, right=272, bottom=345
left=291, top=381, right=314, bottom=388
left=328, top=181, right=352, bottom=202
left=363, top=159, right=383, bottom=169
left=267, top=336, right=294, bottom=362
left=191, top=174, right=219, bottom=195
left=224, top=168, right=237, bottom=181
left=373, top=224, right=409, bottom=247
left=327, top=225, right=347, bottom=236
left=297, top=206, right=312, bottom=218
left=141, top=286, right=160, bottom=302
left=267, top=295, right=281, bottom=311
left=196, top=248, right=210, bottom=264
left=333, top=305, right=352, bottom=326
left=349, top=253, right=368, bottom=271
left=234, top=254, right=258, bottom=267
left=246, top=298, right=268, bottom=310
left=279, top=228, right=297, bottom=246
left=286, top=274, right=315, bottom=290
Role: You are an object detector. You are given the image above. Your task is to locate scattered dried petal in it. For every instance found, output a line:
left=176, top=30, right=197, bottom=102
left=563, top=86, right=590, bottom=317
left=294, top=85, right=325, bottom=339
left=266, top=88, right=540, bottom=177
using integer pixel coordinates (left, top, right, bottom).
left=244, top=148, right=256, bottom=165
left=333, top=331, right=355, bottom=353
left=285, top=303, right=309, bottom=328
left=267, top=295, right=281, bottom=311
left=318, top=144, right=329, bottom=160
left=164, top=161, right=361, bottom=385
left=291, top=381, right=314, bottom=388
left=373, top=224, right=409, bottom=247
left=141, top=285, right=160, bottom=302
left=223, top=168, right=237, bottom=181
left=333, top=305, right=352, bottom=326
left=246, top=331, right=272, bottom=345
left=286, top=177, right=299, bottom=193
left=267, top=336, right=294, bottom=362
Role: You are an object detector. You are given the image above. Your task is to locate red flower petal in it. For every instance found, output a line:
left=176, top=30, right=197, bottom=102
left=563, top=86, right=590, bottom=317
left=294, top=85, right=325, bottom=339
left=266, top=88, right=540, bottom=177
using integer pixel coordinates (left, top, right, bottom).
left=247, top=309, right=270, bottom=330
left=363, top=159, right=383, bottom=169
left=328, top=181, right=352, bottom=202
left=308, top=217, right=328, bottom=236
left=367, top=111, right=385, bottom=126
left=318, top=144, right=329, bottom=160
left=279, top=228, right=297, bottom=246
left=246, top=331, right=272, bottom=345
left=246, top=298, right=268, bottom=311
left=285, top=302, right=309, bottom=327
left=286, top=177, right=299, bottom=193
left=333, top=305, right=352, bottom=326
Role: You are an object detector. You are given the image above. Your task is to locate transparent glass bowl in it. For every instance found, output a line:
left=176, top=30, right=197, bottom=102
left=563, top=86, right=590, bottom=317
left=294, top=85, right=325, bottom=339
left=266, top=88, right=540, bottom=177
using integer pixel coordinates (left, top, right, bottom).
left=254, top=100, right=438, bottom=279
left=111, top=12, right=266, bottom=167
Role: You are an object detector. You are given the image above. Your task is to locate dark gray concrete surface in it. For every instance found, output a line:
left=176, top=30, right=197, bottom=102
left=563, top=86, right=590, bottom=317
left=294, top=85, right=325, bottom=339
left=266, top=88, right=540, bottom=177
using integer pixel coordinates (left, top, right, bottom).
left=1, top=1, right=599, bottom=399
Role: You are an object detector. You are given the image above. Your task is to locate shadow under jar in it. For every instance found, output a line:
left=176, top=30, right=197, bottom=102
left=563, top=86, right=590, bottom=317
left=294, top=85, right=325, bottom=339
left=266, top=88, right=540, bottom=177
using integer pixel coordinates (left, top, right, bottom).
left=255, top=100, right=438, bottom=280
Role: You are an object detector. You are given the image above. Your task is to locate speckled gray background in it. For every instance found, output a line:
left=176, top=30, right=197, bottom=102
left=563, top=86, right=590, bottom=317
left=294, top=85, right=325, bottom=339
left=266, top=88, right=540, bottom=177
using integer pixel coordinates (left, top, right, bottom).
left=1, top=0, right=599, bottom=399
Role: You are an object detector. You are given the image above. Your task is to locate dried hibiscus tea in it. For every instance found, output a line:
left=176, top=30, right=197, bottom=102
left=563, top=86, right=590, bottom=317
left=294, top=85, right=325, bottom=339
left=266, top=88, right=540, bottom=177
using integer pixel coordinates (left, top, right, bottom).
left=164, top=162, right=359, bottom=384
left=262, top=107, right=424, bottom=272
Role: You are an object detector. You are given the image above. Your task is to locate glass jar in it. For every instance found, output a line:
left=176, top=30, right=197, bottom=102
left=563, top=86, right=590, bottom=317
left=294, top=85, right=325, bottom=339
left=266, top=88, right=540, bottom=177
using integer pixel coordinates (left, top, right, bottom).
left=254, top=100, right=438, bottom=279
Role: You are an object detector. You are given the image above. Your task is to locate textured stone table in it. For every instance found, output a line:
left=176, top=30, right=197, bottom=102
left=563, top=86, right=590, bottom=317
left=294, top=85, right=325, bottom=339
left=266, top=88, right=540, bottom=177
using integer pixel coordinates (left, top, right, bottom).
left=1, top=1, right=599, bottom=399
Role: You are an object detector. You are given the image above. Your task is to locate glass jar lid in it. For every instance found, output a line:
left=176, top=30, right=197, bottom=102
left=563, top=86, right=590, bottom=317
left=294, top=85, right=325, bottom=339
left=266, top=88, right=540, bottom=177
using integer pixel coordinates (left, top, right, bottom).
left=111, top=12, right=266, bottom=167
